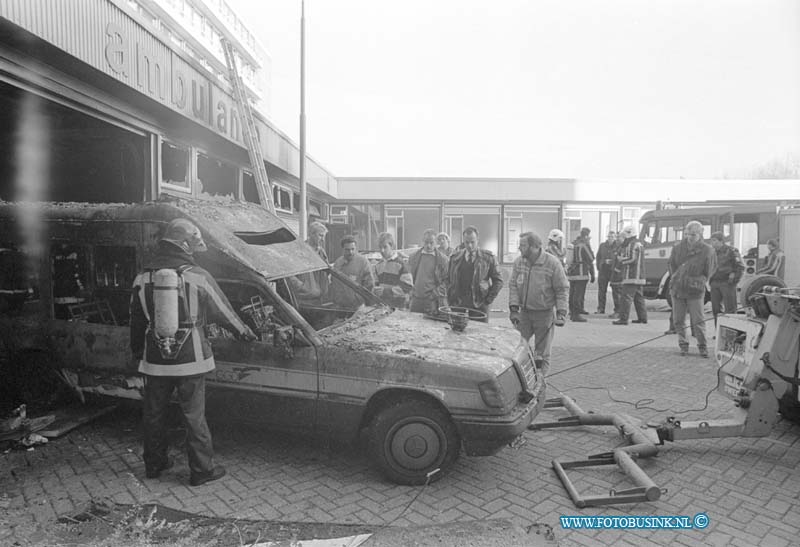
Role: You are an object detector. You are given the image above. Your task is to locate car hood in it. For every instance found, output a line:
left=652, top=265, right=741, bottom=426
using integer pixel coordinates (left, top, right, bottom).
left=320, top=309, right=524, bottom=375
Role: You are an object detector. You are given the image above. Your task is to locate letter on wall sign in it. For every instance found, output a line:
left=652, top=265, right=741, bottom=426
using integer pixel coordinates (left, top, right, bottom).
left=137, top=44, right=168, bottom=100
left=105, top=22, right=128, bottom=78
left=172, top=69, right=187, bottom=110
left=191, top=79, right=207, bottom=122
left=216, top=100, right=227, bottom=133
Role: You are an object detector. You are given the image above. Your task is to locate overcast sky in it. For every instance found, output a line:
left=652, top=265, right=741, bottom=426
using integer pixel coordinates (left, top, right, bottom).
left=228, top=0, right=800, bottom=179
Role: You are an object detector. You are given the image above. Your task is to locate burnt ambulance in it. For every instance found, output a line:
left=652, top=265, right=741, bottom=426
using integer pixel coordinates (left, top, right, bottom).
left=0, top=196, right=545, bottom=484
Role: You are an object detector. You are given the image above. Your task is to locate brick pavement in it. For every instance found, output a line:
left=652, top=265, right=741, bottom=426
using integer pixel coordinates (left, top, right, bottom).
left=2, top=289, right=800, bottom=546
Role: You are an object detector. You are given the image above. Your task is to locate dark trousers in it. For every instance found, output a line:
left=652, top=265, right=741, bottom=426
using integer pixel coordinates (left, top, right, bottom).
left=710, top=280, right=738, bottom=318
left=143, top=374, right=214, bottom=477
left=619, top=284, right=647, bottom=322
left=450, top=295, right=489, bottom=322
left=610, top=283, right=622, bottom=313
left=568, top=280, right=588, bottom=317
left=597, top=274, right=616, bottom=313
left=410, top=295, right=438, bottom=314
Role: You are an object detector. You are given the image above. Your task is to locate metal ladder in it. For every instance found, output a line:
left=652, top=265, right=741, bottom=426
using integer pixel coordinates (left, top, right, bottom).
left=221, top=39, right=275, bottom=213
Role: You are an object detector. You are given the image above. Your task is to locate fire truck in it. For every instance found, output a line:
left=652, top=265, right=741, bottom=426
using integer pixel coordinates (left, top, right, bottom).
left=637, top=204, right=798, bottom=305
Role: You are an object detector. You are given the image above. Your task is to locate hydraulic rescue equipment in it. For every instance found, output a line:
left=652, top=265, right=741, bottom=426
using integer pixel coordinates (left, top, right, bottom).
left=530, top=285, right=800, bottom=508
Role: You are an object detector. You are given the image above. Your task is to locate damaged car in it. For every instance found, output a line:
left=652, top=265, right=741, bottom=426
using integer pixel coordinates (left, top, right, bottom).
left=0, top=196, right=545, bottom=484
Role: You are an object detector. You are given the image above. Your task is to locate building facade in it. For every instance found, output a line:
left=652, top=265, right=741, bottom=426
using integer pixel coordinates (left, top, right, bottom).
left=0, top=0, right=335, bottom=234
left=333, top=177, right=800, bottom=263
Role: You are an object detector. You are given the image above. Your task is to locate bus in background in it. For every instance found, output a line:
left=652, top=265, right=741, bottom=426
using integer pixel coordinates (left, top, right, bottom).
left=637, top=204, right=782, bottom=303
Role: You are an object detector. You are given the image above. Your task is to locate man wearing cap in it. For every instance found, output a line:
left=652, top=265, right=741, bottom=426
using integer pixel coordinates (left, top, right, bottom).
left=709, top=231, right=744, bottom=321
left=668, top=221, right=716, bottom=357
left=130, top=218, right=256, bottom=486
left=613, top=226, right=647, bottom=325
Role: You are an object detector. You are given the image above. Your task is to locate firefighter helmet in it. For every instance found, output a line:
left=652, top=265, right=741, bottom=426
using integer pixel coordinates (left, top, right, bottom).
left=161, top=218, right=208, bottom=254
left=547, top=229, right=564, bottom=244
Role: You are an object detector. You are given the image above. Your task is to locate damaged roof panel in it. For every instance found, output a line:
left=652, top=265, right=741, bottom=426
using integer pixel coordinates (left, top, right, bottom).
left=0, top=196, right=327, bottom=280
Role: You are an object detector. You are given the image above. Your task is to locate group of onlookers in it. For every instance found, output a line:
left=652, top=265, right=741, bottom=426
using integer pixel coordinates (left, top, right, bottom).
left=304, top=222, right=504, bottom=323
left=305, top=220, right=787, bottom=363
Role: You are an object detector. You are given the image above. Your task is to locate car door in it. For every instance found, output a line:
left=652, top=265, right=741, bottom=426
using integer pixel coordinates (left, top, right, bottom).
left=206, top=281, right=319, bottom=432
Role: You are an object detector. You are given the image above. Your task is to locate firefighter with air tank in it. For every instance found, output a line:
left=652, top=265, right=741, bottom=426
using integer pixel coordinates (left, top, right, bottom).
left=130, top=218, right=256, bottom=487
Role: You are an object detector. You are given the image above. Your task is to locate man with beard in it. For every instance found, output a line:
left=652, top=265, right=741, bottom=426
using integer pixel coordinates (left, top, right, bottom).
left=508, top=232, right=569, bottom=372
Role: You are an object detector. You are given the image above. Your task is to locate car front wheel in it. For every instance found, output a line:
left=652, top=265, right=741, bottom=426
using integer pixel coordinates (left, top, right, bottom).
left=367, top=400, right=460, bottom=485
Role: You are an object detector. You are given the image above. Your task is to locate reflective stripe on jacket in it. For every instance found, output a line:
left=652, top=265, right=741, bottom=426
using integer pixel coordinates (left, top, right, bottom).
left=508, top=250, right=569, bottom=313
left=618, top=238, right=646, bottom=285
left=567, top=238, right=595, bottom=281
left=130, top=246, right=249, bottom=377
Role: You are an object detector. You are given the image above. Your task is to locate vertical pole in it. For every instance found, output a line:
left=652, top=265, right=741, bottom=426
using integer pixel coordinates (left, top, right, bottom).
left=299, top=0, right=308, bottom=241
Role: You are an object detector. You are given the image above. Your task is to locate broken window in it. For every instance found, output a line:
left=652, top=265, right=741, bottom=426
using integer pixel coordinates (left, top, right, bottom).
left=272, top=185, right=292, bottom=212
left=242, top=171, right=261, bottom=204
left=309, top=200, right=323, bottom=218
left=161, top=142, right=189, bottom=189
left=197, top=153, right=236, bottom=198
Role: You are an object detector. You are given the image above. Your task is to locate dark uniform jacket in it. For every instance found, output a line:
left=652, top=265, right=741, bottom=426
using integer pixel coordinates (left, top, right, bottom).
left=567, top=237, right=595, bottom=281
left=130, top=242, right=249, bottom=377
left=710, top=244, right=744, bottom=283
left=596, top=240, right=617, bottom=277
left=447, top=248, right=504, bottom=308
left=617, top=237, right=646, bottom=285
left=668, top=239, right=717, bottom=299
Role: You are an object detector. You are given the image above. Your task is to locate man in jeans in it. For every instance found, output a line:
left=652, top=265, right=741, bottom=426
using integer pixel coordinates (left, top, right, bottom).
left=508, top=232, right=569, bottom=373
left=708, top=231, right=744, bottom=322
left=668, top=221, right=717, bottom=357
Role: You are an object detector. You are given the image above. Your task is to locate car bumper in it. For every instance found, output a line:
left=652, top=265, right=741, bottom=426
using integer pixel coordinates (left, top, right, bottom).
left=454, top=385, right=546, bottom=456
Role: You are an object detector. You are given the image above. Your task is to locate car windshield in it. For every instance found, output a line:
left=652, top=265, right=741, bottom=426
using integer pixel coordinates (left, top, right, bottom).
left=280, top=267, right=384, bottom=331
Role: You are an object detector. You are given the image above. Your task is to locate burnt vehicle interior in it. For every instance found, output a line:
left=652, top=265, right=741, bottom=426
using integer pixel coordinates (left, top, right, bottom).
left=217, top=270, right=379, bottom=338
left=0, top=211, right=382, bottom=356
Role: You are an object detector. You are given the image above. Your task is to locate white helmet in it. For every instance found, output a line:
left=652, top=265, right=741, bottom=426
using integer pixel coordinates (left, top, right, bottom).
left=620, top=225, right=636, bottom=238
left=547, top=229, right=564, bottom=243
left=161, top=218, right=208, bottom=255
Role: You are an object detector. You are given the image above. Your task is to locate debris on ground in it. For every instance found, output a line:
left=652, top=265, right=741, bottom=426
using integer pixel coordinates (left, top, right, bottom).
left=47, top=500, right=556, bottom=547
left=20, top=433, right=48, bottom=447
left=0, top=401, right=116, bottom=450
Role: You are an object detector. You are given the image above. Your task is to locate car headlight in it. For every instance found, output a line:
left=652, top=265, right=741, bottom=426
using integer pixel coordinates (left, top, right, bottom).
left=479, top=379, right=505, bottom=408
